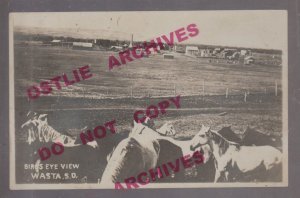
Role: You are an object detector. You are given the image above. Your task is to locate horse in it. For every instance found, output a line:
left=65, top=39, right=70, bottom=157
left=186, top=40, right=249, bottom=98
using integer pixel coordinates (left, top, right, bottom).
left=21, top=112, right=98, bottom=148
left=133, top=120, right=213, bottom=182
left=218, top=126, right=242, bottom=144
left=190, top=125, right=282, bottom=182
left=129, top=118, right=212, bottom=162
left=101, top=120, right=161, bottom=185
left=101, top=118, right=213, bottom=185
left=20, top=112, right=101, bottom=182
left=242, top=126, right=282, bottom=150
left=156, top=122, right=176, bottom=136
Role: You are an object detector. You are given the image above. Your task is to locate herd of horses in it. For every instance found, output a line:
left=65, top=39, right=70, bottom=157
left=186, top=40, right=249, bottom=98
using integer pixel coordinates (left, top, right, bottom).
left=20, top=112, right=283, bottom=185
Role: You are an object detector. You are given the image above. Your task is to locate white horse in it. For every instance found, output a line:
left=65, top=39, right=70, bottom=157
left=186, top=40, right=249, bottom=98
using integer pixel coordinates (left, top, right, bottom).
left=101, top=120, right=161, bottom=184
left=101, top=119, right=212, bottom=185
left=190, top=125, right=282, bottom=182
left=129, top=118, right=210, bottom=160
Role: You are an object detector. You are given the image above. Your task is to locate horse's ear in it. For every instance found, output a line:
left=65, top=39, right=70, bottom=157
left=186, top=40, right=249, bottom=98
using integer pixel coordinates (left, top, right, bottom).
left=200, top=124, right=206, bottom=132
left=106, top=147, right=115, bottom=162
left=205, top=126, right=211, bottom=135
left=243, top=126, right=250, bottom=134
left=38, top=114, right=48, bottom=123
left=27, top=111, right=38, bottom=120
left=133, top=119, right=138, bottom=126
left=144, top=117, right=151, bottom=124
left=201, top=124, right=210, bottom=132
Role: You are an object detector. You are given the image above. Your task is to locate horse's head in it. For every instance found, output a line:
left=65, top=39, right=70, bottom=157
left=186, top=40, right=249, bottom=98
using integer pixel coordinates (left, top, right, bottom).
left=130, top=117, right=158, bottom=136
left=199, top=144, right=213, bottom=164
left=190, top=124, right=211, bottom=151
left=22, top=112, right=66, bottom=144
left=157, top=122, right=176, bottom=136
left=130, top=119, right=147, bottom=137
left=21, top=112, right=49, bottom=144
left=131, top=117, right=176, bottom=137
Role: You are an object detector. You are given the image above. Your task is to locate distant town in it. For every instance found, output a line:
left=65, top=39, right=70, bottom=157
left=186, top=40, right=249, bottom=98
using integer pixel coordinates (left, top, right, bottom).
left=14, top=31, right=282, bottom=67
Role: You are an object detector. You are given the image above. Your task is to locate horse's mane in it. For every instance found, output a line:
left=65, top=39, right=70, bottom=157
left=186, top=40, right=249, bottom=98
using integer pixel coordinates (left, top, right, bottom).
left=210, top=130, right=240, bottom=155
left=218, top=126, right=241, bottom=143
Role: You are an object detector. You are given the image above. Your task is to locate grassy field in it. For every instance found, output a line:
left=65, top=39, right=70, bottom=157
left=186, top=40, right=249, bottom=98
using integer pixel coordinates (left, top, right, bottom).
left=14, top=44, right=283, bottom=183
left=14, top=45, right=282, bottom=98
left=14, top=44, right=283, bottom=136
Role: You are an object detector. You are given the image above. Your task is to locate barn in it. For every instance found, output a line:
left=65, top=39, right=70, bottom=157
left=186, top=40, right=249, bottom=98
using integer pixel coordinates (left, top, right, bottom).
left=244, top=56, right=255, bottom=64
left=72, top=42, right=93, bottom=50
left=185, top=46, right=199, bottom=56
left=199, top=49, right=213, bottom=57
left=173, top=45, right=185, bottom=53
left=51, top=39, right=61, bottom=46
left=109, top=46, right=123, bottom=51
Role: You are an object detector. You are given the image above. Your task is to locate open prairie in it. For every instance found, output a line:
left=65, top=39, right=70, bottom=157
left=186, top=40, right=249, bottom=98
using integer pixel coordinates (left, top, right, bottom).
left=14, top=44, right=283, bottom=183
left=14, top=44, right=282, bottom=136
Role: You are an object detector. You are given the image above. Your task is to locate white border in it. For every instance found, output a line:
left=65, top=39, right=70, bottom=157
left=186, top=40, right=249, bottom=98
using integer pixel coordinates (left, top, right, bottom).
left=9, top=11, right=289, bottom=190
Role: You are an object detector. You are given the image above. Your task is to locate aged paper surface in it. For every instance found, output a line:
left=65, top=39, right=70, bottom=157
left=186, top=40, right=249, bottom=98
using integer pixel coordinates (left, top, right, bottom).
left=9, top=11, right=288, bottom=189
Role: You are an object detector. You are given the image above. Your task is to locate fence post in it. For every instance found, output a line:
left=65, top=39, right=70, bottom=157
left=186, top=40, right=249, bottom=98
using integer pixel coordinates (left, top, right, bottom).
left=202, top=80, right=205, bottom=100
left=244, top=92, right=247, bottom=102
left=202, top=80, right=205, bottom=96
left=275, top=81, right=278, bottom=96
left=226, top=88, right=229, bottom=98
left=173, top=84, right=176, bottom=96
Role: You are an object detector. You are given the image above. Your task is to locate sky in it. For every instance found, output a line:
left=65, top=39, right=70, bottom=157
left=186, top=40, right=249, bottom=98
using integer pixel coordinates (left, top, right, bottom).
left=11, top=11, right=287, bottom=50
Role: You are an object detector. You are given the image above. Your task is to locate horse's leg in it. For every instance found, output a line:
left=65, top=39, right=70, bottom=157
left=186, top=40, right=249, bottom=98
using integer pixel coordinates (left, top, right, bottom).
left=224, top=171, right=229, bottom=182
left=214, top=170, right=222, bottom=183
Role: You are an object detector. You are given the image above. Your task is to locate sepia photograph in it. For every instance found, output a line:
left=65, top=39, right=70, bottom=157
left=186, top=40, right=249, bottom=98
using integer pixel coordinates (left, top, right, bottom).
left=9, top=11, right=288, bottom=189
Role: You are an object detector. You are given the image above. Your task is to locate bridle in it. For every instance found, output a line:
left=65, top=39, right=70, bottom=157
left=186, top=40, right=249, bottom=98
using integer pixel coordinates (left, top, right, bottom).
left=190, top=131, right=210, bottom=151
left=138, top=126, right=146, bottom=134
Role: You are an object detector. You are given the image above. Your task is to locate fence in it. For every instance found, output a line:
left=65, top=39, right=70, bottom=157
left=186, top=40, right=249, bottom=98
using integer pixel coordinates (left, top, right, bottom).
left=73, top=80, right=282, bottom=102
